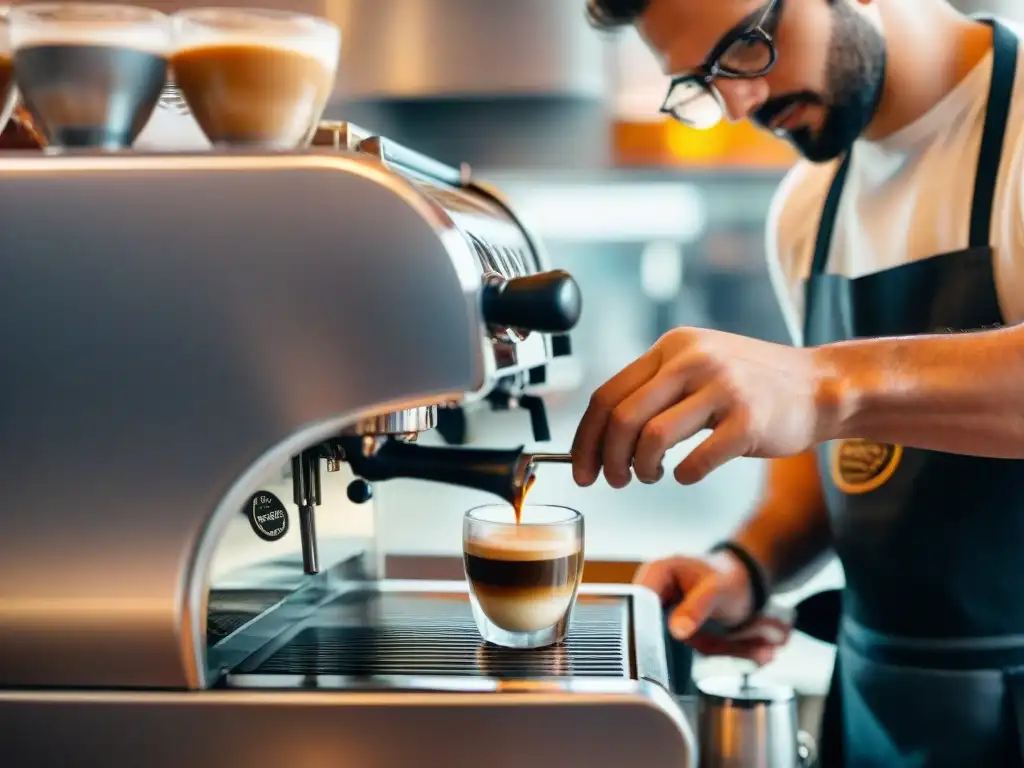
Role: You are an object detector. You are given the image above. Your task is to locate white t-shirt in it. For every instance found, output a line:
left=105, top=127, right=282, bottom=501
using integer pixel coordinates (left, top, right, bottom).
left=767, top=22, right=1024, bottom=346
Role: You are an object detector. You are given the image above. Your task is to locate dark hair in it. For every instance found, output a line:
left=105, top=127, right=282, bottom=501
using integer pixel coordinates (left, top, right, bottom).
left=585, top=0, right=650, bottom=30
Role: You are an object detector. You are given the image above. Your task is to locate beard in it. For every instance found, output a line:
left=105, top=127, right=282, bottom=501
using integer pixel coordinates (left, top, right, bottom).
left=753, top=1, right=886, bottom=162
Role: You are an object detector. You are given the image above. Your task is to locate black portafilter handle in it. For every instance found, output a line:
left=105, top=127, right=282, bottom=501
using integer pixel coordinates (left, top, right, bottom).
left=340, top=438, right=533, bottom=506
left=481, top=269, right=583, bottom=333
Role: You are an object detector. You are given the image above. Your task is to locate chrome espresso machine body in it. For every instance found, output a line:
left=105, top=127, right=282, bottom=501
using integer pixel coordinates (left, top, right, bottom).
left=0, top=127, right=696, bottom=767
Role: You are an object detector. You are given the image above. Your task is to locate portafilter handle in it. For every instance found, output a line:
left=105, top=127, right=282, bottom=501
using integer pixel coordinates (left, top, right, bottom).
left=339, top=438, right=535, bottom=506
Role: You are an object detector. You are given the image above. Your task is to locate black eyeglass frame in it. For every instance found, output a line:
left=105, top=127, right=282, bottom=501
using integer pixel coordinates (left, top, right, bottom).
left=659, top=0, right=781, bottom=123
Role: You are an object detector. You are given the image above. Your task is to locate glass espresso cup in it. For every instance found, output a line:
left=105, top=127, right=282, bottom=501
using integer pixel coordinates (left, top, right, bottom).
left=463, top=504, right=584, bottom=649
left=7, top=3, right=170, bottom=150
left=170, top=7, right=340, bottom=149
left=0, top=7, right=17, bottom=138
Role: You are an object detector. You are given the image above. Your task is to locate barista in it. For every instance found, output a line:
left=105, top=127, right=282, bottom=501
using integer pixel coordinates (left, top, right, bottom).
left=579, top=0, right=1024, bottom=766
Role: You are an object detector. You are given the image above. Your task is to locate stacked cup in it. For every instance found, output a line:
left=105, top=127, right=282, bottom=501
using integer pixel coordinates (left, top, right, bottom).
left=0, top=2, right=340, bottom=152
left=0, top=6, right=19, bottom=140
left=170, top=7, right=340, bottom=149
left=6, top=3, right=170, bottom=151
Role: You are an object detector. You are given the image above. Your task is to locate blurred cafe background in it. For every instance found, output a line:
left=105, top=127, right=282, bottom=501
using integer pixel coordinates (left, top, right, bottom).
left=190, top=0, right=1023, bottom=699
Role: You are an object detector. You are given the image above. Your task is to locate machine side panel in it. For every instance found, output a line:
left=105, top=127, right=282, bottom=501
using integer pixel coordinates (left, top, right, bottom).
left=0, top=157, right=481, bottom=689
left=0, top=688, right=696, bottom=768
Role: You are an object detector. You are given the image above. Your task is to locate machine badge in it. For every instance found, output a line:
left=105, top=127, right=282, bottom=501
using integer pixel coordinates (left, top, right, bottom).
left=245, top=491, right=290, bottom=542
left=829, top=439, right=903, bottom=495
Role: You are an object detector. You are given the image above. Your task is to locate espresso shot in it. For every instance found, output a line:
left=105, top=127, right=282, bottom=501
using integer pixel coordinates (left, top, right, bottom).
left=465, top=529, right=582, bottom=633
left=169, top=8, right=340, bottom=149
left=171, top=43, right=333, bottom=147
left=463, top=504, right=584, bottom=649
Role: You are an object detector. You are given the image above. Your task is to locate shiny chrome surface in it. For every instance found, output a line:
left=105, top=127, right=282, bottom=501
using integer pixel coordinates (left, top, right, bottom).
left=696, top=676, right=816, bottom=768
left=676, top=694, right=819, bottom=768
left=347, top=406, right=439, bottom=435
left=0, top=144, right=568, bottom=691
left=0, top=684, right=693, bottom=768
left=327, top=0, right=607, bottom=102
left=310, top=119, right=375, bottom=150
left=529, top=452, right=573, bottom=464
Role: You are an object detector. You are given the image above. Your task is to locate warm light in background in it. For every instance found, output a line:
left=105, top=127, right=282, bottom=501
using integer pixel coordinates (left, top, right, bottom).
left=614, top=118, right=798, bottom=169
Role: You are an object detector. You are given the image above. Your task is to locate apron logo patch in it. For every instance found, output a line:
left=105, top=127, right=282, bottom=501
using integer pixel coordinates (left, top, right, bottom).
left=830, top=439, right=902, bottom=495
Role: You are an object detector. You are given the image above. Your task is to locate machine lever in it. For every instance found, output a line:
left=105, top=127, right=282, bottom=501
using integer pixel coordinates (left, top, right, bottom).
left=481, top=269, right=582, bottom=333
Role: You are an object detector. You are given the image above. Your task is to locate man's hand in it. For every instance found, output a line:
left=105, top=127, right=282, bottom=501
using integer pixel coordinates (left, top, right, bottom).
left=572, top=327, right=843, bottom=487
left=635, top=552, right=791, bottom=666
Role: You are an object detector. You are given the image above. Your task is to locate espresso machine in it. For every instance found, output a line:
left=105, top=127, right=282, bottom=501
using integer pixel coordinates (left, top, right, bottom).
left=0, top=125, right=695, bottom=767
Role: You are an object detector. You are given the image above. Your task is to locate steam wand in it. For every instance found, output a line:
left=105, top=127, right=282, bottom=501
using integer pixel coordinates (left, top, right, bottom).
left=291, top=450, right=322, bottom=575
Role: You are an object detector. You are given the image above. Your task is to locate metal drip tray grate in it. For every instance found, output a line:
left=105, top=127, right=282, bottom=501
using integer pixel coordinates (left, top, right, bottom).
left=207, top=589, right=291, bottom=645
left=237, top=591, right=631, bottom=679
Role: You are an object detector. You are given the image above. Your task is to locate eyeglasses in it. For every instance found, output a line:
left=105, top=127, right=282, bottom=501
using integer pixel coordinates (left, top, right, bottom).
left=660, top=0, right=780, bottom=130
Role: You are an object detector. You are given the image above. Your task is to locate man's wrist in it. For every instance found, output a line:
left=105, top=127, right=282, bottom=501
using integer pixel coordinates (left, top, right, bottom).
left=810, top=339, right=897, bottom=442
left=708, top=541, right=769, bottom=628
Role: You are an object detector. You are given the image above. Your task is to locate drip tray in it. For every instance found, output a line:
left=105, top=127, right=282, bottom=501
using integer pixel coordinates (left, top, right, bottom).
left=207, top=589, right=291, bottom=645
left=222, top=582, right=668, bottom=691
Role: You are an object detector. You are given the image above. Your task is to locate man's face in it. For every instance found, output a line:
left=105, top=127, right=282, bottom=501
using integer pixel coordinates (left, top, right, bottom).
left=637, top=0, right=887, bottom=162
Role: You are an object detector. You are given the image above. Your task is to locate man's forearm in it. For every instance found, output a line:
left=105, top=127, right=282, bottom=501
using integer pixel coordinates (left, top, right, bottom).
left=815, top=323, right=1024, bottom=457
left=730, top=451, right=833, bottom=592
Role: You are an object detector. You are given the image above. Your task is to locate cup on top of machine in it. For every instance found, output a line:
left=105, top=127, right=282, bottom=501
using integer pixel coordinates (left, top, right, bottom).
left=0, top=6, right=18, bottom=139
left=6, top=3, right=170, bottom=151
left=169, top=7, right=340, bottom=149
left=463, top=504, right=585, bottom=650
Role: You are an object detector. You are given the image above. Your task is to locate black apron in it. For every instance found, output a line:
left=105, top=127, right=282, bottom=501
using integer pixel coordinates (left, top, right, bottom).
left=805, top=19, right=1024, bottom=768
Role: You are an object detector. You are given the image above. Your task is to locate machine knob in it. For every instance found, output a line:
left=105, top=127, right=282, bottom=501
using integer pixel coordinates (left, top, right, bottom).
left=481, top=269, right=582, bottom=333
left=347, top=479, right=373, bottom=504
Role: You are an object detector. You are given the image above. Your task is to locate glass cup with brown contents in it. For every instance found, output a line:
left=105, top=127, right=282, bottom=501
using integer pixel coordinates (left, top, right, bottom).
left=0, top=6, right=19, bottom=138
left=463, top=504, right=585, bottom=649
left=170, top=7, right=340, bottom=149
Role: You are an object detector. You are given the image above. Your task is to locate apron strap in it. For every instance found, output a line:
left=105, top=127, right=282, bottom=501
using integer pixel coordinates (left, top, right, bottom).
left=969, top=19, right=1018, bottom=247
left=808, top=153, right=852, bottom=277
left=808, top=18, right=1018, bottom=272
